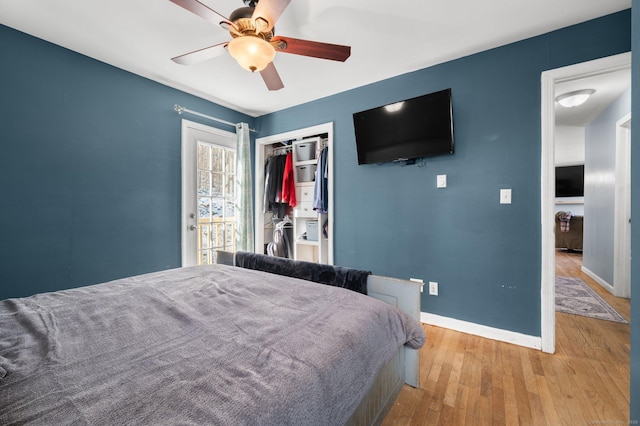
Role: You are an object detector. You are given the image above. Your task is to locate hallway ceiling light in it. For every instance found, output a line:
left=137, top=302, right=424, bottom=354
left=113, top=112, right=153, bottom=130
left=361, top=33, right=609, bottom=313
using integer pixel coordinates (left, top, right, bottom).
left=556, top=89, right=595, bottom=108
left=384, top=101, right=404, bottom=113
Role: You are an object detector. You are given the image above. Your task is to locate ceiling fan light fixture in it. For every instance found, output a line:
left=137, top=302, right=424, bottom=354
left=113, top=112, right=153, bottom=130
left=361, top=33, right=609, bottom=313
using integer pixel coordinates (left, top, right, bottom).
left=228, top=36, right=275, bottom=72
left=556, top=89, right=595, bottom=108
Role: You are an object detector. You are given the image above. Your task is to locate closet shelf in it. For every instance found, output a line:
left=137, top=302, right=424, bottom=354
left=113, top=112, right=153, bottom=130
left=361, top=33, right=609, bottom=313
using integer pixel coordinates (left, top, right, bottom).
left=296, top=239, right=319, bottom=246
left=294, top=159, right=317, bottom=167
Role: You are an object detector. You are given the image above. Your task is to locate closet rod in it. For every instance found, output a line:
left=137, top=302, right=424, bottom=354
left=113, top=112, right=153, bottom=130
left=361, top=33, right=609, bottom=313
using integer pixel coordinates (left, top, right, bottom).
left=272, top=145, right=293, bottom=155
left=174, top=104, right=257, bottom=133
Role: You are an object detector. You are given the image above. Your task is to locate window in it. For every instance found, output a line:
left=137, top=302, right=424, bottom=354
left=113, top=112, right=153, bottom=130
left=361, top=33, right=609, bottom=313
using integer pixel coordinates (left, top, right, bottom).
left=197, top=141, right=236, bottom=264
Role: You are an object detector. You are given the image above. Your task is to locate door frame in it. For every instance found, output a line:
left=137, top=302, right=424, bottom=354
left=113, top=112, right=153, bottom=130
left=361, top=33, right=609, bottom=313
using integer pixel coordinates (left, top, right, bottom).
left=180, top=119, right=236, bottom=266
left=540, top=52, right=631, bottom=353
left=614, top=113, right=632, bottom=298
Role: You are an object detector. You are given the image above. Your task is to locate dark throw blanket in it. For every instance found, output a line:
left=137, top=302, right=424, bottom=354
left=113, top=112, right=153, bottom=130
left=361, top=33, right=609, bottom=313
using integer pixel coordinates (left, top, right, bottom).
left=235, top=251, right=371, bottom=295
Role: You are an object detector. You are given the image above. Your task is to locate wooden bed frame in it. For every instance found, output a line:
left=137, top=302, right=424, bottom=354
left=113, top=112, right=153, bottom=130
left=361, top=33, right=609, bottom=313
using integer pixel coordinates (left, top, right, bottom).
left=348, top=275, right=422, bottom=425
left=216, top=251, right=423, bottom=425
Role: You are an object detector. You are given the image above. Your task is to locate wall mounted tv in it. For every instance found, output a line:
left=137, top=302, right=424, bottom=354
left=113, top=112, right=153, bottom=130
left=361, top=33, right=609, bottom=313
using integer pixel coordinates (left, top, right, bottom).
left=555, top=165, right=584, bottom=197
left=352, top=88, right=454, bottom=165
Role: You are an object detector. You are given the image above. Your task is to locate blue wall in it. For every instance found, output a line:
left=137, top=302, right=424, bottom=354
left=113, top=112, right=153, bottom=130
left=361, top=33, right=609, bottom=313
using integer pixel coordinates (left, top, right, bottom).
left=255, top=11, right=631, bottom=337
left=0, top=24, right=254, bottom=300
left=630, top=2, right=639, bottom=422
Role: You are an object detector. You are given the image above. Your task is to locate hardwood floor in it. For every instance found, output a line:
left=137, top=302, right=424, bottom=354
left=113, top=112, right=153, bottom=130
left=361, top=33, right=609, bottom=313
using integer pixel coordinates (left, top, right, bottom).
left=382, top=250, right=631, bottom=425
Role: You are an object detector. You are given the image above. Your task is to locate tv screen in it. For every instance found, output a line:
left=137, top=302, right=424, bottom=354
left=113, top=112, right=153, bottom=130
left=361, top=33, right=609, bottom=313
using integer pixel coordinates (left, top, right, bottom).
left=352, top=88, right=454, bottom=164
left=555, top=165, right=584, bottom=197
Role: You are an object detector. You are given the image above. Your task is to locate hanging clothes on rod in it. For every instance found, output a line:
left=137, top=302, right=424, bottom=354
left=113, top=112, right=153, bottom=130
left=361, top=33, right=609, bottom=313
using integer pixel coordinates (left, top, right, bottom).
left=313, top=146, right=329, bottom=214
left=263, top=148, right=296, bottom=218
left=281, top=152, right=296, bottom=208
left=263, top=154, right=285, bottom=217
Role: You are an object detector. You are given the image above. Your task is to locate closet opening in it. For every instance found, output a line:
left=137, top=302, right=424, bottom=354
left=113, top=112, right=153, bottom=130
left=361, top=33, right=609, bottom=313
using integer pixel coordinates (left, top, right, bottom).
left=254, top=123, right=334, bottom=265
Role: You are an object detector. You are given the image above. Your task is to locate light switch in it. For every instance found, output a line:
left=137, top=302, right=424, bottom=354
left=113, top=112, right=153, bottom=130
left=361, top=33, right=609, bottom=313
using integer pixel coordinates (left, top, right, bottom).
left=437, top=174, right=447, bottom=188
left=500, top=189, right=512, bottom=204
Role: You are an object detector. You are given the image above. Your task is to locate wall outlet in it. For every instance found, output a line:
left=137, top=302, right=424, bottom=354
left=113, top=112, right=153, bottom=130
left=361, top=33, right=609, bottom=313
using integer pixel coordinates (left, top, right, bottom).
left=429, top=281, right=438, bottom=296
left=500, top=188, right=512, bottom=204
left=437, top=174, right=447, bottom=188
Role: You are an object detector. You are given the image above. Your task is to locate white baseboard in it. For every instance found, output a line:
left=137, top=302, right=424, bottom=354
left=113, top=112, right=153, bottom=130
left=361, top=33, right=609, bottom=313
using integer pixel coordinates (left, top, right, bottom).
left=581, top=266, right=614, bottom=295
left=421, top=312, right=542, bottom=350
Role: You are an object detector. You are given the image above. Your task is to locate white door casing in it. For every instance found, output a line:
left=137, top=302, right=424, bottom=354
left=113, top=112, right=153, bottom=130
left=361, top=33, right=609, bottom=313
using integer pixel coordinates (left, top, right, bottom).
left=540, top=52, right=631, bottom=354
left=181, top=119, right=236, bottom=266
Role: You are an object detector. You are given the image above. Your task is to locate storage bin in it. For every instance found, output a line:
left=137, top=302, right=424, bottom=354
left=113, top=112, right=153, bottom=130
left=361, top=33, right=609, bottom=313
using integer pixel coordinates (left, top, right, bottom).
left=295, top=141, right=317, bottom=162
left=306, top=220, right=319, bottom=241
left=296, top=164, right=317, bottom=182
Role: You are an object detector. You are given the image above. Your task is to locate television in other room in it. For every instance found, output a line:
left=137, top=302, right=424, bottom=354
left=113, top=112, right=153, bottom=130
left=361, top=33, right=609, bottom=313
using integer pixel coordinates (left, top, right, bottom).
left=352, top=88, right=454, bottom=165
left=555, top=165, right=584, bottom=197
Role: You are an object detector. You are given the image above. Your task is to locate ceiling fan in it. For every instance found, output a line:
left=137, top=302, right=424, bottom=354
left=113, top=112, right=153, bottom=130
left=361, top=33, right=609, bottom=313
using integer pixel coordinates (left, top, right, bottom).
left=169, top=0, right=352, bottom=91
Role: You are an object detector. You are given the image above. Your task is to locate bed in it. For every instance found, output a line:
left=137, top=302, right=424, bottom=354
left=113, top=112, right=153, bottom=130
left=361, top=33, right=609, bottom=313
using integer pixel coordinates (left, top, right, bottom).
left=0, top=254, right=425, bottom=425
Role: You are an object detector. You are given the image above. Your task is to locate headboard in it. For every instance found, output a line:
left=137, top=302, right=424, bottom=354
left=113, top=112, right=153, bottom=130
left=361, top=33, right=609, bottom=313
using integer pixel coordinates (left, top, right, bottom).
left=215, top=250, right=423, bottom=388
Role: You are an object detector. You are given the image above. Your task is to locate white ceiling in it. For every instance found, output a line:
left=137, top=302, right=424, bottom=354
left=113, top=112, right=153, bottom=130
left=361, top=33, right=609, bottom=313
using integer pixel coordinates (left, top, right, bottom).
left=0, top=0, right=631, bottom=117
left=555, top=68, right=631, bottom=127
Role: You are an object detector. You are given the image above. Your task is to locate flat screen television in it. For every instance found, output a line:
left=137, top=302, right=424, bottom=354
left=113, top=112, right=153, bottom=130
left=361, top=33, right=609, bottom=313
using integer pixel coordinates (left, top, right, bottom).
left=555, top=165, right=584, bottom=197
left=352, top=88, right=454, bottom=165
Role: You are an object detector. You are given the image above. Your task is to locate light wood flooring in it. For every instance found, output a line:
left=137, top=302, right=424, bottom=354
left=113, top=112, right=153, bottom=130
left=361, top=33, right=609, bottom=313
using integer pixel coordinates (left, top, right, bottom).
left=382, top=250, right=631, bottom=425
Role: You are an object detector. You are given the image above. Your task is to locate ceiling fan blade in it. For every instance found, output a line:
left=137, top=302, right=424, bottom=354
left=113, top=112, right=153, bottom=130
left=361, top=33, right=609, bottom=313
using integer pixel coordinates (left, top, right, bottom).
left=172, top=42, right=228, bottom=65
left=252, top=0, right=291, bottom=33
left=169, top=0, right=234, bottom=30
left=273, top=36, right=351, bottom=62
left=260, top=62, right=284, bottom=91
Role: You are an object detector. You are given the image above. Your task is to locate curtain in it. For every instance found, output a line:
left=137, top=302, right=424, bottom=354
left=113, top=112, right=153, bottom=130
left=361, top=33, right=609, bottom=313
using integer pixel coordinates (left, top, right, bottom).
left=235, top=122, right=254, bottom=252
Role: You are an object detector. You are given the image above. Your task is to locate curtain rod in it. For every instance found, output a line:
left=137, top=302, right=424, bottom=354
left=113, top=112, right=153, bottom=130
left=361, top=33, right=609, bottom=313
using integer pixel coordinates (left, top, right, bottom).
left=174, top=104, right=257, bottom=133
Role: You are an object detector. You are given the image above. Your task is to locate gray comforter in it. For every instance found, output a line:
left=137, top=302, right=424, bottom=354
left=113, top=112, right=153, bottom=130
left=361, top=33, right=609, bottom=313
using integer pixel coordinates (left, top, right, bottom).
left=0, top=264, right=425, bottom=425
